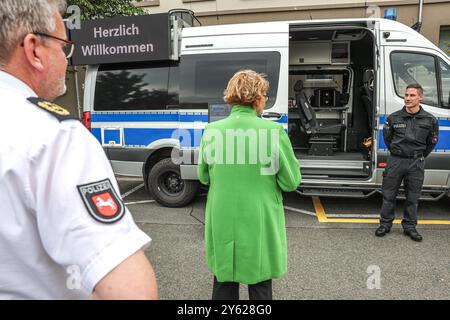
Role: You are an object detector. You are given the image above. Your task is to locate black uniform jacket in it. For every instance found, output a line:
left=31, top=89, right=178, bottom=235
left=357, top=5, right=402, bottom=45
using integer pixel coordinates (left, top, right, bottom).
left=383, top=106, right=439, bottom=158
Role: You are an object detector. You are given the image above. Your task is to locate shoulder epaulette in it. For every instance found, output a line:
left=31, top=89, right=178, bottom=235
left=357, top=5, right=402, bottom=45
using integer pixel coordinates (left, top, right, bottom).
left=27, top=97, right=75, bottom=122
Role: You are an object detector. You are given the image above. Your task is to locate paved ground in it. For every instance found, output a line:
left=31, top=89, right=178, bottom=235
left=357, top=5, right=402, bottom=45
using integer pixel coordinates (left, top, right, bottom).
left=118, top=177, right=450, bottom=300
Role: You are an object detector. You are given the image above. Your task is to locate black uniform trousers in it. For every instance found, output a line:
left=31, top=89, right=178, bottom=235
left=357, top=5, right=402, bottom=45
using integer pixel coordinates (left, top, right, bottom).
left=212, top=276, right=272, bottom=300
left=380, top=154, right=425, bottom=230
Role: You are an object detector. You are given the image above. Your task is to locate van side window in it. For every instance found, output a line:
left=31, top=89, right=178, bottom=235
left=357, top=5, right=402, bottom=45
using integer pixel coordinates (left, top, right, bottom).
left=391, top=52, right=439, bottom=107
left=179, top=52, right=280, bottom=109
left=168, top=66, right=180, bottom=107
left=94, top=63, right=171, bottom=111
left=440, top=59, right=450, bottom=109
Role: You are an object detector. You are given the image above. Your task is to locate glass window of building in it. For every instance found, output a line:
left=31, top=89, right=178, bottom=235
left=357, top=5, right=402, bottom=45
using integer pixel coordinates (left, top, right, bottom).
left=439, top=26, right=450, bottom=57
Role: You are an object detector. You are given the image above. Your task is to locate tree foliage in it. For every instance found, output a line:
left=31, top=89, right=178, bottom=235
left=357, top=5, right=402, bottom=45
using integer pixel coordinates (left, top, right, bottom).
left=66, top=0, right=145, bottom=20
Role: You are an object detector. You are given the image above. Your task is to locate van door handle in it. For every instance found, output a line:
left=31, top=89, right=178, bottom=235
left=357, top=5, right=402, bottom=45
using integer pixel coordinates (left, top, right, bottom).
left=261, top=112, right=282, bottom=120
left=166, top=105, right=179, bottom=110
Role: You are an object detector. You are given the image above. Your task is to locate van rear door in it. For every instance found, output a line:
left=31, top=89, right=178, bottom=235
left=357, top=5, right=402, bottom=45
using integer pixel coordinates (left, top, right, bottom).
left=288, top=20, right=379, bottom=183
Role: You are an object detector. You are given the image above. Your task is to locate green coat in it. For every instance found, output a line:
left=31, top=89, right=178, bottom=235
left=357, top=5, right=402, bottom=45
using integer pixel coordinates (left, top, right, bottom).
left=198, top=105, right=301, bottom=284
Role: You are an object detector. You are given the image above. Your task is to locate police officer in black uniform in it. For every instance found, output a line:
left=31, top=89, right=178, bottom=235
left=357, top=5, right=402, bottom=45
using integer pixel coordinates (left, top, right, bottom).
left=375, top=83, right=439, bottom=241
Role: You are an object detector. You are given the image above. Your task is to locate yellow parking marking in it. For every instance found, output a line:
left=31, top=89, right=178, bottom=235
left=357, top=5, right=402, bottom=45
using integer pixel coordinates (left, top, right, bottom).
left=311, top=196, right=328, bottom=223
left=417, top=220, right=450, bottom=225
left=311, top=196, right=450, bottom=225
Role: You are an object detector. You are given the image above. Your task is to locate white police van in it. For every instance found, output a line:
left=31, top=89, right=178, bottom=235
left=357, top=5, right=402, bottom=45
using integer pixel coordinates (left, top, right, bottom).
left=80, top=12, right=450, bottom=207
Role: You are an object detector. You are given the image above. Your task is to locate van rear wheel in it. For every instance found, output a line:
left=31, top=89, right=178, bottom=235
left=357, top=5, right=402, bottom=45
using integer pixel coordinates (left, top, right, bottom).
left=148, top=158, right=199, bottom=207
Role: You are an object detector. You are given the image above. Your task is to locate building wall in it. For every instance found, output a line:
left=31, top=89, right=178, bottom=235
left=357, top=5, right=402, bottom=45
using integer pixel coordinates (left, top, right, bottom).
left=137, top=0, right=446, bottom=13
left=138, top=0, right=450, bottom=46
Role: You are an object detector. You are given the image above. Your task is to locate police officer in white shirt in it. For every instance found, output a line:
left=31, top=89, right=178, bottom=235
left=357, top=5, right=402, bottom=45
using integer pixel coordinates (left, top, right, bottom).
left=0, top=0, right=158, bottom=299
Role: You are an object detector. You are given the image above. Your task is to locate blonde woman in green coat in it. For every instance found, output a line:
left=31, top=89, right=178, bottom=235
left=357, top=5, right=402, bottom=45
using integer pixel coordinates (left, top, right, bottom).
left=198, top=70, right=301, bottom=300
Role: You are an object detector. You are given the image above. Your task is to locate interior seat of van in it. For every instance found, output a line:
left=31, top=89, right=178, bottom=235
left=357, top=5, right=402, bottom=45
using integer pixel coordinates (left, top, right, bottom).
left=294, top=80, right=344, bottom=155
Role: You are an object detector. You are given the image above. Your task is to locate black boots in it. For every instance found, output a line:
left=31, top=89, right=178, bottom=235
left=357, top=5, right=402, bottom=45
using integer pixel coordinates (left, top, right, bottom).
left=404, top=229, right=423, bottom=242
left=375, top=225, right=423, bottom=242
left=375, top=226, right=390, bottom=237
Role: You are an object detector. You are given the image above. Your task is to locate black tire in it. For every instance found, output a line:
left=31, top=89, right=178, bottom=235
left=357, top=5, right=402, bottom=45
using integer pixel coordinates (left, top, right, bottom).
left=148, top=158, right=199, bottom=207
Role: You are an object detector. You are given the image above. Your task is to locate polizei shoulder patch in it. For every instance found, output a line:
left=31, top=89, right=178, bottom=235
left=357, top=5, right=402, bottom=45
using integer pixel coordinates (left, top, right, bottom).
left=27, top=97, right=75, bottom=121
left=77, top=179, right=125, bottom=223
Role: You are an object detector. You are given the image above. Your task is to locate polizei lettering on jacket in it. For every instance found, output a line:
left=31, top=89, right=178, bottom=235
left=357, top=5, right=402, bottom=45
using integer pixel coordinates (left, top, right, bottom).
left=79, top=180, right=110, bottom=194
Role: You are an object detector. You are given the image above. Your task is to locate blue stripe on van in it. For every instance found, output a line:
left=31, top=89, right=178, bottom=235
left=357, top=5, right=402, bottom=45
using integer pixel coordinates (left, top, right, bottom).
left=277, top=114, right=288, bottom=124
left=124, top=128, right=174, bottom=147
left=379, top=129, right=450, bottom=151
left=91, top=113, right=180, bottom=122
left=123, top=128, right=204, bottom=148
left=379, top=115, right=450, bottom=127
left=91, top=112, right=288, bottom=124
left=91, top=113, right=208, bottom=123
left=378, top=115, right=450, bottom=151
left=179, top=114, right=209, bottom=122
left=90, top=113, right=288, bottom=148
left=92, top=128, right=101, bottom=142
left=92, top=125, right=289, bottom=148
left=104, top=128, right=121, bottom=145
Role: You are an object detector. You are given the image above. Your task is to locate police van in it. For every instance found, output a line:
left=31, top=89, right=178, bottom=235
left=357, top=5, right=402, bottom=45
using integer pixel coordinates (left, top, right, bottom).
left=78, top=11, right=450, bottom=207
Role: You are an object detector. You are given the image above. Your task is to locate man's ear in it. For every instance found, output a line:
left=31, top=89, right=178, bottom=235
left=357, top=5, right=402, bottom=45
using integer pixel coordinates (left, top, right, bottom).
left=22, top=34, right=45, bottom=72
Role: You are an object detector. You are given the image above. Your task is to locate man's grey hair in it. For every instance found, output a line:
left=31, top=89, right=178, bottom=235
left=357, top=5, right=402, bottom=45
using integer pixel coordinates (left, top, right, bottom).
left=0, top=0, right=67, bottom=67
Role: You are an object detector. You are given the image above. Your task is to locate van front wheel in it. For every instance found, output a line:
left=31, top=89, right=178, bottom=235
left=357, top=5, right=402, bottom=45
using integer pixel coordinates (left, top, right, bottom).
left=148, top=158, right=199, bottom=207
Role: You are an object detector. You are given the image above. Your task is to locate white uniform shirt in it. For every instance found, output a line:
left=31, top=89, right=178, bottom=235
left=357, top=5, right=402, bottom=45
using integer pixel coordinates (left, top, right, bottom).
left=0, top=71, right=151, bottom=299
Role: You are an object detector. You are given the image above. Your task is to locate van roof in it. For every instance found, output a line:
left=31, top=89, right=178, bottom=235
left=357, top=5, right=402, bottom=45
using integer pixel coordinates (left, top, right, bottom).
left=182, top=18, right=439, bottom=53
left=187, top=18, right=407, bottom=34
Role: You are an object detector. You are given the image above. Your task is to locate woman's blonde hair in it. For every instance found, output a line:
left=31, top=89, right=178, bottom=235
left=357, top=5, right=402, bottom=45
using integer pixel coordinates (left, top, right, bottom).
left=223, top=70, right=269, bottom=106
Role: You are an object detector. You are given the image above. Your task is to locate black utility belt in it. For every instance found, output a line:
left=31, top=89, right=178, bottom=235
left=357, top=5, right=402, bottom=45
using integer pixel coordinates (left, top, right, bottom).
left=391, top=152, right=424, bottom=159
